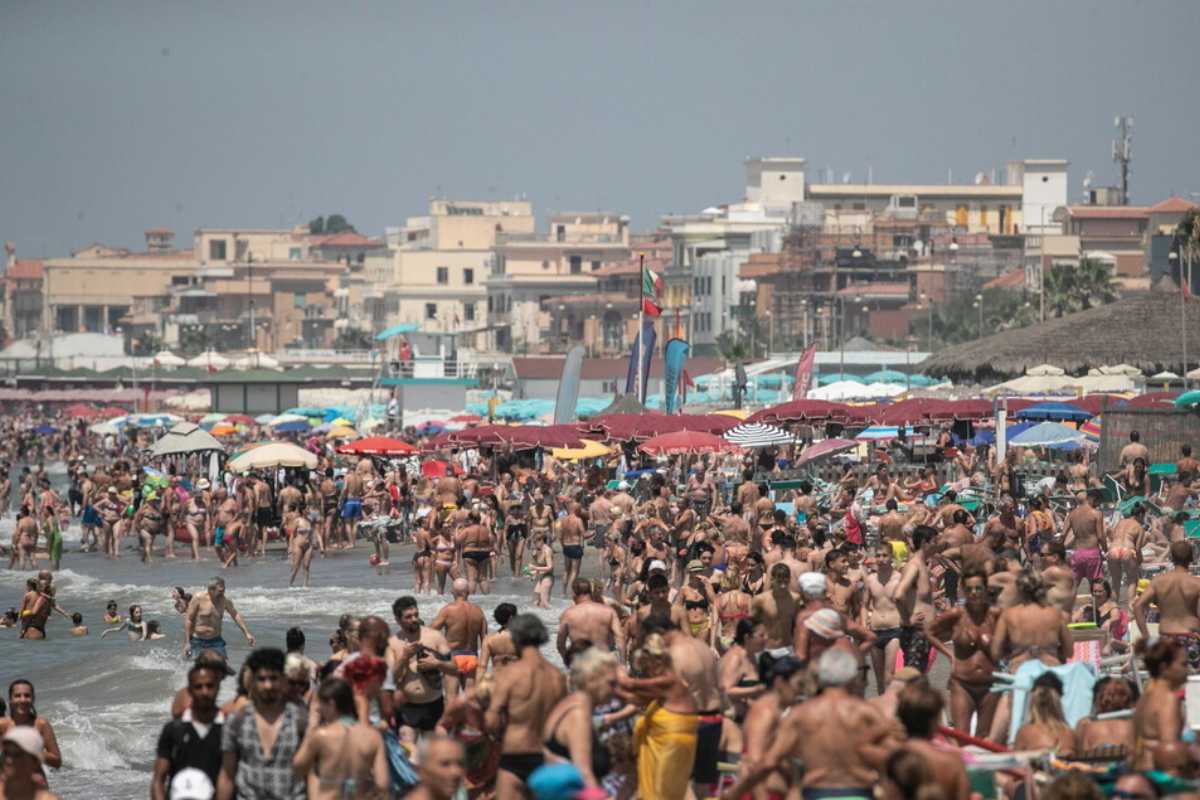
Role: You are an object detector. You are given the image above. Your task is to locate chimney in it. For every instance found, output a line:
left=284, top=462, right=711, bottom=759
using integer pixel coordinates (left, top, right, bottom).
left=145, top=229, right=175, bottom=254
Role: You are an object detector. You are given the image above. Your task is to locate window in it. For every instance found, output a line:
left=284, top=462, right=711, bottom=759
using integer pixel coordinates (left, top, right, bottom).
left=425, top=303, right=437, bottom=320
left=463, top=268, right=474, bottom=285
left=541, top=260, right=549, bottom=270
left=293, top=293, right=306, bottom=309
left=436, top=267, right=449, bottom=285
left=289, top=247, right=302, bottom=261
left=556, top=225, right=566, bottom=242
left=171, top=276, right=189, bottom=286
left=569, top=255, right=582, bottom=275
left=464, top=303, right=475, bottom=322
left=721, top=276, right=727, bottom=295
left=209, top=240, right=226, bottom=261
left=853, top=203, right=866, bottom=211
left=592, top=260, right=601, bottom=271
left=487, top=296, right=494, bottom=313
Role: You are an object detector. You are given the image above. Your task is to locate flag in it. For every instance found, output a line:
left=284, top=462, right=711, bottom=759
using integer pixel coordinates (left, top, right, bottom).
left=663, top=338, right=689, bottom=414
left=792, top=344, right=817, bottom=400
left=681, top=369, right=694, bottom=406
left=642, top=265, right=664, bottom=317
left=624, top=319, right=657, bottom=403
left=553, top=345, right=585, bottom=424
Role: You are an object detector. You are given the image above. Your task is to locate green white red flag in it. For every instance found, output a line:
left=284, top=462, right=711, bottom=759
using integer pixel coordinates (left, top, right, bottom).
left=641, top=265, right=664, bottom=317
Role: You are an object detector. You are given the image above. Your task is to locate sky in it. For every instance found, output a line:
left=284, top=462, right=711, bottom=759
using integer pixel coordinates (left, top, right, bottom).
left=2, top=1, right=1198, bottom=258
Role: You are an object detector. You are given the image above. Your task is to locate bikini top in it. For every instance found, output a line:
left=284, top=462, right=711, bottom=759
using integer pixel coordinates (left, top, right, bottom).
left=544, top=705, right=610, bottom=779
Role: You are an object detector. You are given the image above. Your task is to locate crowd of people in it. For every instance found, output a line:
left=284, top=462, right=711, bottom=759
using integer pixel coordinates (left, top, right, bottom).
left=3, top=409, right=1200, bottom=798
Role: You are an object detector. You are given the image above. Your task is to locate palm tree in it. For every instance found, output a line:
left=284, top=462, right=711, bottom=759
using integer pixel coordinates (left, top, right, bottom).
left=1071, top=258, right=1118, bottom=310
left=1175, top=210, right=1200, bottom=293
left=1043, top=264, right=1077, bottom=318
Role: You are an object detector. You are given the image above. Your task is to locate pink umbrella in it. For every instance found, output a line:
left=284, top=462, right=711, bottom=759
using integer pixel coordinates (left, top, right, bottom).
left=795, top=438, right=858, bottom=467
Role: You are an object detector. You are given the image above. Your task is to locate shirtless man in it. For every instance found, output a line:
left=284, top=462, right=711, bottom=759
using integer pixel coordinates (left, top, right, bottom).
left=825, top=548, right=862, bottom=620
left=456, top=511, right=492, bottom=595
left=877, top=498, right=908, bottom=557
left=389, top=595, right=455, bottom=736
left=730, top=648, right=897, bottom=800
left=485, top=614, right=566, bottom=800
left=1064, top=489, right=1106, bottom=592
left=213, top=489, right=242, bottom=569
left=1135, top=541, right=1200, bottom=671
left=182, top=576, right=255, bottom=661
left=429, top=579, right=487, bottom=699
left=1177, top=444, right=1200, bottom=487
left=558, top=503, right=586, bottom=598
left=292, top=679, right=389, bottom=799
left=1120, top=430, right=1150, bottom=469
left=1108, top=503, right=1147, bottom=605
left=11, top=506, right=37, bottom=570
left=895, top=683, right=973, bottom=800
left=341, top=467, right=365, bottom=548
left=556, top=578, right=623, bottom=660
left=937, top=509, right=975, bottom=606
left=864, top=543, right=904, bottom=694
left=752, top=563, right=799, bottom=648
left=891, top=525, right=937, bottom=675
left=319, top=469, right=339, bottom=551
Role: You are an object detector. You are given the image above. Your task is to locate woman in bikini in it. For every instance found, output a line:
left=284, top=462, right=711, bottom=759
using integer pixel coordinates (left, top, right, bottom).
left=715, top=575, right=754, bottom=652
left=431, top=528, right=455, bottom=595
left=927, top=568, right=1000, bottom=737
left=412, top=517, right=434, bottom=594
left=1108, top=504, right=1147, bottom=605
left=0, top=679, right=63, bottom=771
left=542, top=649, right=619, bottom=790
left=185, top=486, right=209, bottom=560
left=718, top=618, right=766, bottom=757
left=1073, top=580, right=1130, bottom=655
left=1023, top=496, right=1055, bottom=560
left=528, top=531, right=555, bottom=609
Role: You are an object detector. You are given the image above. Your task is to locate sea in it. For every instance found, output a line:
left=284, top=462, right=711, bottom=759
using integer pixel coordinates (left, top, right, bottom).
left=0, top=461, right=575, bottom=799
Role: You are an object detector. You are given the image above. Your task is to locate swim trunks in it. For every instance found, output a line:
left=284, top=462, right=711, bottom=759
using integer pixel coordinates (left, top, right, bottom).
left=871, top=627, right=902, bottom=649
left=899, top=625, right=932, bottom=673
left=452, top=650, right=479, bottom=676
left=1070, top=547, right=1104, bottom=583
left=341, top=499, right=363, bottom=520
left=562, top=544, right=584, bottom=561
left=214, top=526, right=225, bottom=547
left=255, top=507, right=272, bottom=527
left=497, top=752, right=544, bottom=784
left=691, top=711, right=723, bottom=785
left=463, top=550, right=490, bottom=564
left=397, top=697, right=444, bottom=732
left=81, top=505, right=101, bottom=526
left=190, top=635, right=227, bottom=660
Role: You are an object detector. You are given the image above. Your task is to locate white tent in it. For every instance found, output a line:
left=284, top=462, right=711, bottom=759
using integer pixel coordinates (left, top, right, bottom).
left=1088, top=363, right=1143, bottom=377
left=1152, top=371, right=1181, bottom=380
left=1026, top=364, right=1066, bottom=376
left=233, top=350, right=280, bottom=370
left=187, top=350, right=230, bottom=370
left=152, top=350, right=186, bottom=368
left=809, top=381, right=906, bottom=401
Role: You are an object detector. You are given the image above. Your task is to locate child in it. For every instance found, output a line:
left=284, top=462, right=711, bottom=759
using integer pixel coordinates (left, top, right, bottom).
left=69, top=612, right=88, bottom=636
left=103, top=600, right=122, bottom=626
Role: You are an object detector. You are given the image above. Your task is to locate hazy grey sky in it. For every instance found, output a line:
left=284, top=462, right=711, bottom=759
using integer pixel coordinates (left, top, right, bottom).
left=2, top=1, right=1197, bottom=257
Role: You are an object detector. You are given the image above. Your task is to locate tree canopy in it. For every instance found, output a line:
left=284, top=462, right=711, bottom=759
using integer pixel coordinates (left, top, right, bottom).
left=309, top=214, right=357, bottom=235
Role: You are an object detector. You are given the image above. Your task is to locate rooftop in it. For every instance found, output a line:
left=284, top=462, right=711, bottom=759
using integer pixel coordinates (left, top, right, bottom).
left=6, top=259, right=43, bottom=280
left=983, top=268, right=1026, bottom=290
left=1148, top=196, right=1199, bottom=214
left=311, top=232, right=384, bottom=248
left=810, top=183, right=1021, bottom=198
left=1065, top=206, right=1149, bottom=220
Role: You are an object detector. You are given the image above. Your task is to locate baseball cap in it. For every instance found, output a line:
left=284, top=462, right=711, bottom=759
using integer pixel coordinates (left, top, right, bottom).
left=2, top=727, right=44, bottom=760
left=686, top=559, right=705, bottom=573
left=170, top=767, right=215, bottom=800
left=647, top=559, right=668, bottom=573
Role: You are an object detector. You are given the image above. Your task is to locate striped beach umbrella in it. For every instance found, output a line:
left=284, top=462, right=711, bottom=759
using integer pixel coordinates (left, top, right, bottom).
left=723, top=422, right=796, bottom=448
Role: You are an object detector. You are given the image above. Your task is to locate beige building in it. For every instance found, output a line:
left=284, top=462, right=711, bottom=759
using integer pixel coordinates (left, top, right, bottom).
left=194, top=226, right=315, bottom=264
left=486, top=213, right=631, bottom=352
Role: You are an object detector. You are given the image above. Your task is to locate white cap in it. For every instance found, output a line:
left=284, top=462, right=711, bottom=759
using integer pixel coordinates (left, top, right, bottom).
left=798, top=571, right=827, bottom=598
left=170, top=767, right=215, bottom=800
left=647, top=559, right=668, bottom=573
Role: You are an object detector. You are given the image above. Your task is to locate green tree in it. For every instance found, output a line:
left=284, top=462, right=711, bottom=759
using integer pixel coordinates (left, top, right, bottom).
left=309, top=214, right=357, bottom=235
left=179, top=325, right=210, bottom=356
left=921, top=288, right=1038, bottom=346
left=130, top=331, right=164, bottom=356
left=1173, top=210, right=1200, bottom=290
left=1042, top=258, right=1118, bottom=317
left=334, top=326, right=374, bottom=350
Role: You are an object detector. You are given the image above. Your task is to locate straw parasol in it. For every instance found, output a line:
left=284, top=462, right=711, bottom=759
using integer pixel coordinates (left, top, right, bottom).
left=920, top=290, right=1200, bottom=381
left=148, top=422, right=224, bottom=456
left=227, top=442, right=317, bottom=471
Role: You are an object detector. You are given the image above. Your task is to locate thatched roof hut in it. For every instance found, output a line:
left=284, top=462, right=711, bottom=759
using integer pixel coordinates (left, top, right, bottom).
left=921, top=289, right=1200, bottom=381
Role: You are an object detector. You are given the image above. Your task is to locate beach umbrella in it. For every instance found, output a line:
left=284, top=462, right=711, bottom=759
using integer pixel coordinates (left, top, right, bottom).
left=748, top=400, right=851, bottom=425
left=285, top=407, right=325, bottom=418
left=89, top=420, right=120, bottom=436
left=639, top=430, right=742, bottom=456
left=233, top=350, right=280, bottom=370
left=227, top=442, right=317, bottom=471
left=211, top=424, right=241, bottom=437
left=1014, top=401, right=1091, bottom=422
left=187, top=350, right=230, bottom=370
left=338, top=437, right=417, bottom=456
left=855, top=426, right=917, bottom=441
left=711, top=409, right=749, bottom=420
left=1125, top=392, right=1178, bottom=409
left=152, top=350, right=186, bottom=368
left=269, top=413, right=308, bottom=426
left=254, top=413, right=275, bottom=424
left=224, top=414, right=257, bottom=426
left=1152, top=371, right=1181, bottom=381
left=1174, top=390, right=1200, bottom=409
left=723, top=422, right=796, bottom=448
left=326, top=426, right=357, bottom=439
left=864, top=369, right=911, bottom=385
left=273, top=420, right=311, bottom=434
left=550, top=439, right=613, bottom=460
left=148, top=421, right=224, bottom=456
left=1026, top=364, right=1066, bottom=376
left=421, top=460, right=455, bottom=478
left=198, top=412, right=227, bottom=429
left=329, top=417, right=355, bottom=428
left=817, top=373, right=865, bottom=385
left=795, top=438, right=859, bottom=466
left=130, top=413, right=183, bottom=428
left=1009, top=421, right=1089, bottom=448
left=62, top=403, right=99, bottom=419
left=33, top=424, right=56, bottom=435
left=96, top=406, right=128, bottom=418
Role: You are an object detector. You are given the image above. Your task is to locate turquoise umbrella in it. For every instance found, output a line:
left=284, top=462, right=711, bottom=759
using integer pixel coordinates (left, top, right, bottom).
left=865, top=369, right=911, bottom=384
left=1174, top=390, right=1200, bottom=408
left=818, top=373, right=865, bottom=386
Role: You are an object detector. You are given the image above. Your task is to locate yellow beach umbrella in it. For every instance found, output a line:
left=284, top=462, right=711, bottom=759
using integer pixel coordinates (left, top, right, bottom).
left=551, top=439, right=613, bottom=460
left=712, top=409, right=749, bottom=420
left=327, top=426, right=357, bottom=439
